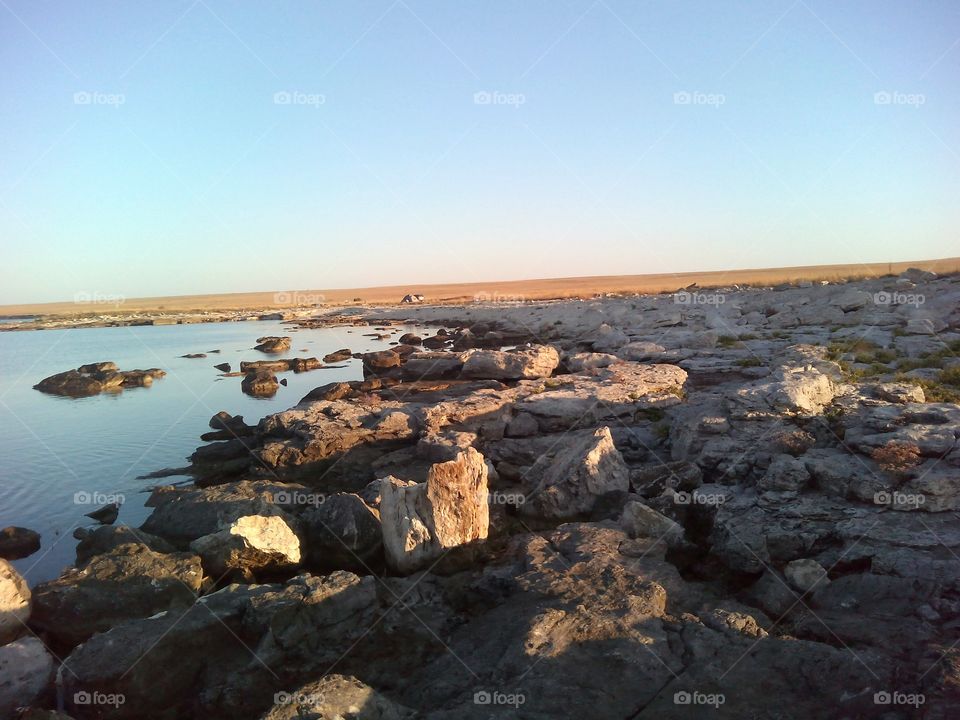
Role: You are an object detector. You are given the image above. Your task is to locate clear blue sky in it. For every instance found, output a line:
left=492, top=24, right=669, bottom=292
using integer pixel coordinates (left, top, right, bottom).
left=1, top=0, right=958, bottom=303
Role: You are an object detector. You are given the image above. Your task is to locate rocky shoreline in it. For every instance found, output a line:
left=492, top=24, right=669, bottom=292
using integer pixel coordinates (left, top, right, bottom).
left=2, top=268, right=960, bottom=719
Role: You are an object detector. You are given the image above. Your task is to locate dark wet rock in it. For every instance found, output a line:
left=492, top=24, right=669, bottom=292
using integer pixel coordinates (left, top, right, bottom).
left=242, top=371, right=279, bottom=397
left=0, top=637, right=55, bottom=718
left=254, top=336, right=292, bottom=353
left=34, top=364, right=166, bottom=397
left=214, top=362, right=232, bottom=372
left=398, top=333, right=422, bottom=345
left=301, top=493, right=383, bottom=570
left=323, top=348, right=353, bottom=363
left=30, top=543, right=202, bottom=646
left=181, top=353, right=207, bottom=359
left=362, top=350, right=402, bottom=373
left=300, top=381, right=354, bottom=403
left=0, top=526, right=41, bottom=560
left=84, top=502, right=120, bottom=525
left=74, top=525, right=176, bottom=566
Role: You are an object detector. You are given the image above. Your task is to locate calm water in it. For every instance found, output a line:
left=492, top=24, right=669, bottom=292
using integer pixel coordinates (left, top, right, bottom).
left=0, top=320, right=413, bottom=585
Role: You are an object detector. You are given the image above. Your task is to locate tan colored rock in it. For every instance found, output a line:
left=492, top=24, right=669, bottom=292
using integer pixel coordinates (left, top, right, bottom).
left=0, top=559, right=30, bottom=645
left=380, top=448, right=489, bottom=573
left=522, top=426, right=629, bottom=519
left=191, top=515, right=301, bottom=579
left=460, top=344, right=559, bottom=380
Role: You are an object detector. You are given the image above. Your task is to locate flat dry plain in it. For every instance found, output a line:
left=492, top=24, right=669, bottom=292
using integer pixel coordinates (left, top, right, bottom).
left=4, top=257, right=959, bottom=317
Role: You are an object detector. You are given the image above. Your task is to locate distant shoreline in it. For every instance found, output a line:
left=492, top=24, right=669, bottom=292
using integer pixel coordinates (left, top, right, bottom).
left=2, top=256, right=958, bottom=331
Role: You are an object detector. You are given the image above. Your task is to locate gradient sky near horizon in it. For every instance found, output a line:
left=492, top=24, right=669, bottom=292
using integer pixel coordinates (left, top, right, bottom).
left=1, top=0, right=958, bottom=304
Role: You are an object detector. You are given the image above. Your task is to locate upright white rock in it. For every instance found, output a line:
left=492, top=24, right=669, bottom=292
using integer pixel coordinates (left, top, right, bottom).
left=380, top=448, right=489, bottom=574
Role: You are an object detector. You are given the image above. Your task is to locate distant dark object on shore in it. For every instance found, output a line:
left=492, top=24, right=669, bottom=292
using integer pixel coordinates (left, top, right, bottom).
left=400, top=294, right=425, bottom=304
left=34, top=362, right=166, bottom=397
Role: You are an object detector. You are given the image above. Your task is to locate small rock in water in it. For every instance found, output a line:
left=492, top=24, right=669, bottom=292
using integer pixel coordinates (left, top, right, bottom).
left=85, top=502, right=120, bottom=525
left=0, top=526, right=41, bottom=560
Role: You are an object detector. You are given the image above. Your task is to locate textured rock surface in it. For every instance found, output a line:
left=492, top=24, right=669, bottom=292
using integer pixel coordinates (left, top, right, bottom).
left=380, top=448, right=489, bottom=573
left=0, top=559, right=30, bottom=646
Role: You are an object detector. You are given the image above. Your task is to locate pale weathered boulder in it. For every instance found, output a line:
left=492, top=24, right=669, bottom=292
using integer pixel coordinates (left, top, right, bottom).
left=380, top=448, right=489, bottom=573
left=460, top=345, right=559, bottom=380
left=565, top=351, right=619, bottom=372
left=876, top=382, right=925, bottom=404
left=0, top=559, right=30, bottom=645
left=759, top=454, right=811, bottom=492
left=0, top=636, right=55, bottom=718
left=190, top=515, right=301, bottom=580
left=522, top=426, right=629, bottom=519
left=617, top=341, right=666, bottom=361
left=620, top=501, right=684, bottom=545
left=785, top=558, right=830, bottom=593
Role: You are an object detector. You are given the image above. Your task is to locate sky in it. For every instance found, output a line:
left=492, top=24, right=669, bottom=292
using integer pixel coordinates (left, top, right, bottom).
left=1, top=0, right=958, bottom=304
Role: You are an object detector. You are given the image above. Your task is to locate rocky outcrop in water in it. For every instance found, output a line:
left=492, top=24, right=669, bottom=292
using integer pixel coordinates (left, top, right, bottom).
left=33, top=362, right=166, bottom=397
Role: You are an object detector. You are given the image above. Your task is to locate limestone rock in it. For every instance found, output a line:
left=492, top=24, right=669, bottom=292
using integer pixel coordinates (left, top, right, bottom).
left=0, top=637, right=55, bottom=718
left=0, top=559, right=30, bottom=645
left=785, top=558, right=830, bottom=593
left=460, top=345, right=559, bottom=380
left=522, top=426, right=629, bottom=519
left=380, top=448, right=489, bottom=573
left=190, top=515, right=301, bottom=580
